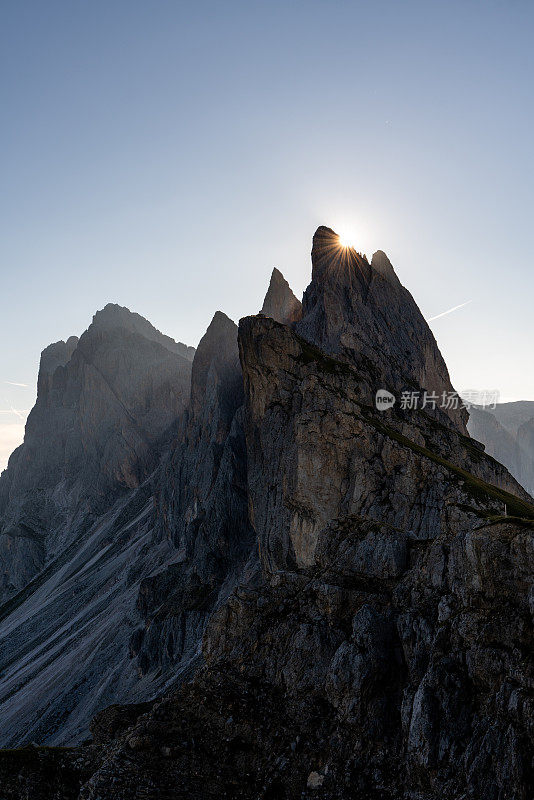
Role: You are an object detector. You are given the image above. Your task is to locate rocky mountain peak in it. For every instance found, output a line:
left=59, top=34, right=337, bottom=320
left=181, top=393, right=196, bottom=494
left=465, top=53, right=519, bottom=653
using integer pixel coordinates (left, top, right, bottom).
left=37, top=336, right=79, bottom=398
left=90, top=303, right=195, bottom=361
left=190, top=311, right=242, bottom=425
left=260, top=267, right=302, bottom=325
left=370, top=249, right=400, bottom=284
left=297, top=225, right=468, bottom=433
left=310, top=225, right=371, bottom=284
left=0, top=304, right=196, bottom=603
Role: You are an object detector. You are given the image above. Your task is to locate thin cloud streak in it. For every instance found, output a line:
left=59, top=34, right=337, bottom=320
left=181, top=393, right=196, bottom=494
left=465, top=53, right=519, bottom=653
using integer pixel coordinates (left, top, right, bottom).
left=9, top=406, right=26, bottom=421
left=1, top=397, right=29, bottom=421
left=5, top=381, right=29, bottom=387
left=427, top=300, right=473, bottom=322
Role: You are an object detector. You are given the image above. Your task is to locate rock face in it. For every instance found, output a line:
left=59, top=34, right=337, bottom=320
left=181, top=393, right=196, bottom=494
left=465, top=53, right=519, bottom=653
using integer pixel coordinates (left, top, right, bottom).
left=0, top=306, right=255, bottom=749
left=88, top=304, right=195, bottom=362
left=240, top=316, right=530, bottom=573
left=260, top=267, right=302, bottom=325
left=0, top=304, right=194, bottom=604
left=0, top=304, right=197, bottom=745
left=0, top=478, right=170, bottom=747
left=296, top=227, right=468, bottom=433
left=1, top=228, right=534, bottom=800
left=128, top=310, right=254, bottom=680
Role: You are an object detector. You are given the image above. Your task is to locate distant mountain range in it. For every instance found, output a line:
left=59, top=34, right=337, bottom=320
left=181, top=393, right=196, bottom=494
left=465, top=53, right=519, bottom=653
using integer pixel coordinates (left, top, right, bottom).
left=468, top=401, right=534, bottom=495
left=1, top=228, right=534, bottom=799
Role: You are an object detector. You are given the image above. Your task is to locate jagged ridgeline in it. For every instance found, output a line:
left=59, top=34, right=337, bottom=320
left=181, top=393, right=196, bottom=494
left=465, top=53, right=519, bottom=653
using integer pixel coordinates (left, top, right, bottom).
left=1, top=229, right=534, bottom=799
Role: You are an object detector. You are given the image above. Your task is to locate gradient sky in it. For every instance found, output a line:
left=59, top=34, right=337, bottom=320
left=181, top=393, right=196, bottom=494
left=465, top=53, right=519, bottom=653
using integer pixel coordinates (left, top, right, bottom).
left=1, top=0, right=533, bottom=469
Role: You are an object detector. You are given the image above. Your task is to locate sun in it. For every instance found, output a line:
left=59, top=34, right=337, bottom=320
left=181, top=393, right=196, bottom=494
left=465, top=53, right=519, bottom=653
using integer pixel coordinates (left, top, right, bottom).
left=337, top=228, right=357, bottom=249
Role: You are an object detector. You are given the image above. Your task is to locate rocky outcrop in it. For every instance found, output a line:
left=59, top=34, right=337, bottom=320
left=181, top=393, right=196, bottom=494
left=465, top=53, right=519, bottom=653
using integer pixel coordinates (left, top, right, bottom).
left=37, top=336, right=79, bottom=397
left=260, top=267, right=302, bottom=325
left=90, top=303, right=195, bottom=362
left=240, top=315, right=529, bottom=572
left=190, top=310, right=243, bottom=421
left=296, top=227, right=468, bottom=433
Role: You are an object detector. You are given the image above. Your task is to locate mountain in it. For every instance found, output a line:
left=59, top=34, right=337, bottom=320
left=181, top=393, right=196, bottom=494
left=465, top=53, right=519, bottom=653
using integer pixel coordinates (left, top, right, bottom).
left=468, top=402, right=534, bottom=495
left=0, top=304, right=194, bottom=605
left=1, top=229, right=534, bottom=799
left=488, top=401, right=534, bottom=436
left=128, top=309, right=254, bottom=684
left=295, top=227, right=469, bottom=433
left=260, top=267, right=302, bottom=324
left=0, top=303, right=259, bottom=749
left=0, top=305, right=204, bottom=744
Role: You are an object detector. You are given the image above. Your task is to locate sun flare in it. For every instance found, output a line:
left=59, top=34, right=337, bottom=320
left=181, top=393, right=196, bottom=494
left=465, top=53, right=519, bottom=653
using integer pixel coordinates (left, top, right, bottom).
left=337, top=229, right=357, bottom=249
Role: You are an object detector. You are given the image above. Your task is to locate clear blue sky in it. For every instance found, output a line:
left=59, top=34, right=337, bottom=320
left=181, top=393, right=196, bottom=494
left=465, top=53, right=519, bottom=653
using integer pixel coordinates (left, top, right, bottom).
left=1, top=0, right=533, bottom=468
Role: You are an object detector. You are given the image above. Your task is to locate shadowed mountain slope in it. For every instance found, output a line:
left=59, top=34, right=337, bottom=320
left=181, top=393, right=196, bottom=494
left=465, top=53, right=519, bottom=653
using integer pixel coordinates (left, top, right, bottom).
left=0, top=304, right=194, bottom=604
left=0, top=306, right=255, bottom=748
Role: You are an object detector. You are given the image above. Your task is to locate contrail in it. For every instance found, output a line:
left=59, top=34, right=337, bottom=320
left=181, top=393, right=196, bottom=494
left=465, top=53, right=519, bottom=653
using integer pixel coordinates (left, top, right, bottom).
left=1, top=397, right=29, bottom=420
left=9, top=407, right=26, bottom=420
left=5, top=381, right=28, bottom=388
left=427, top=300, right=472, bottom=322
